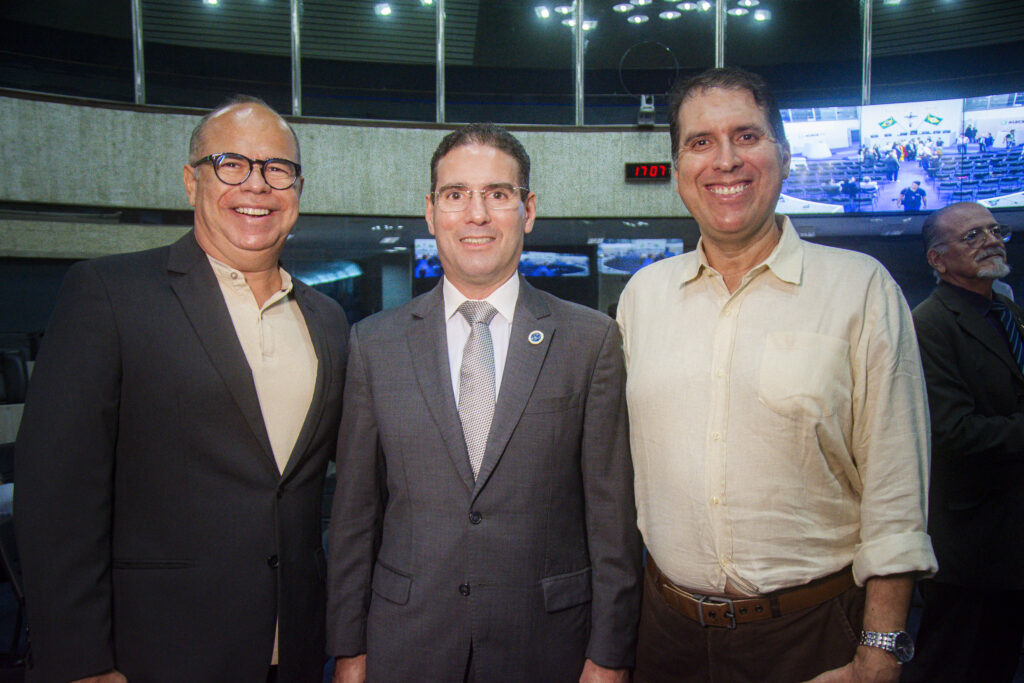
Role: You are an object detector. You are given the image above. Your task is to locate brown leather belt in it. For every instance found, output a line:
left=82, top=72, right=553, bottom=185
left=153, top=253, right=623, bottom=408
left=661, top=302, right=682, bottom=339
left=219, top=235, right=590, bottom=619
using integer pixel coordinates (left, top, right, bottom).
left=646, top=555, right=855, bottom=629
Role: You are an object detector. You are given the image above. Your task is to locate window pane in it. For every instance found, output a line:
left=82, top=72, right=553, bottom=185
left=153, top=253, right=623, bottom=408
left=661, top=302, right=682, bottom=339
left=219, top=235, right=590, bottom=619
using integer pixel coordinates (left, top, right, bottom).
left=302, top=1, right=435, bottom=121
left=584, top=2, right=715, bottom=125
left=0, top=0, right=133, bottom=101
left=726, top=0, right=860, bottom=108
left=142, top=0, right=291, bottom=111
left=871, top=0, right=1024, bottom=103
left=446, top=1, right=574, bottom=125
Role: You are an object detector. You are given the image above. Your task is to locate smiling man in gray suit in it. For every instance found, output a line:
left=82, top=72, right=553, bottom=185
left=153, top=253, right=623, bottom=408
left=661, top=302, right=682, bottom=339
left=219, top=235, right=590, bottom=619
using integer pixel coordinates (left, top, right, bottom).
left=327, top=123, right=642, bottom=683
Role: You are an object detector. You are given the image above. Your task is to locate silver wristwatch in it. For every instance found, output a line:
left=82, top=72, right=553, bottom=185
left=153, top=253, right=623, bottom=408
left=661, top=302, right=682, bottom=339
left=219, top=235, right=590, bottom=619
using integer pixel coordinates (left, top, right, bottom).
left=859, top=630, right=914, bottom=663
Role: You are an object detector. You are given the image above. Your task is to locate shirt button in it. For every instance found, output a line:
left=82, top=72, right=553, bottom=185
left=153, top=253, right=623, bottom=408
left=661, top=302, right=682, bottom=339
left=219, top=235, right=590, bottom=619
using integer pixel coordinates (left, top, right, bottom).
left=267, top=555, right=279, bottom=568
left=469, top=511, right=482, bottom=524
left=711, top=432, right=721, bottom=441
left=711, top=496, right=720, bottom=505
left=459, top=583, right=471, bottom=596
left=722, top=309, right=732, bottom=317
left=230, top=272, right=239, bottom=280
left=716, top=369, right=725, bottom=378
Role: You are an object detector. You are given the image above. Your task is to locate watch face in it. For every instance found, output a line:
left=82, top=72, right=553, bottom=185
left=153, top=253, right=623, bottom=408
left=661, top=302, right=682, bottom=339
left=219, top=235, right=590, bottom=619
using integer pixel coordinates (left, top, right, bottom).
left=893, top=631, right=915, bottom=663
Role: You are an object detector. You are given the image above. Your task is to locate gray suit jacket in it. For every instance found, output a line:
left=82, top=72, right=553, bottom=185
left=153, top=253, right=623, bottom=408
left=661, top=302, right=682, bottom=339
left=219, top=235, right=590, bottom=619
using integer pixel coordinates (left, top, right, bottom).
left=15, top=232, right=347, bottom=682
left=327, top=279, right=641, bottom=682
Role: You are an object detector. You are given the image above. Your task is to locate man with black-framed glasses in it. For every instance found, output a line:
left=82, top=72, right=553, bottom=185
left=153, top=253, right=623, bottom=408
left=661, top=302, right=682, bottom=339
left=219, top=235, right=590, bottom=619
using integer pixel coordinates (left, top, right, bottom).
left=905, top=202, right=1024, bottom=683
left=15, top=95, right=348, bottom=682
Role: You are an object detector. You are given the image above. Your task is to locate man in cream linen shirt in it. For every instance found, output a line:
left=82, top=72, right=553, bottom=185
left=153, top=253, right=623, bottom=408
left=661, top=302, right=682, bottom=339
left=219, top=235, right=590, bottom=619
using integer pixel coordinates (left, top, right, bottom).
left=617, top=67, right=936, bottom=683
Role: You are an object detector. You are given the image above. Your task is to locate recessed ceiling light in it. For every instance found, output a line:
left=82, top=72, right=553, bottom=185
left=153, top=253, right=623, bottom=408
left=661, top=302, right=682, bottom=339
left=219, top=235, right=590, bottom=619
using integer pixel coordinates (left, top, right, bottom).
left=374, top=3, right=392, bottom=16
left=632, top=0, right=653, bottom=6
left=660, top=10, right=682, bottom=19
left=753, top=8, right=771, bottom=19
left=738, top=0, right=759, bottom=5
left=554, top=4, right=574, bottom=14
left=678, top=1, right=698, bottom=8
left=728, top=7, right=749, bottom=15
left=628, top=13, right=650, bottom=22
left=613, top=2, right=634, bottom=11
left=561, top=17, right=576, bottom=26
left=535, top=6, right=552, bottom=18
left=202, top=0, right=218, bottom=5
left=419, top=0, right=434, bottom=5
left=582, top=19, right=598, bottom=30
left=697, top=0, right=712, bottom=10
left=883, top=0, right=901, bottom=5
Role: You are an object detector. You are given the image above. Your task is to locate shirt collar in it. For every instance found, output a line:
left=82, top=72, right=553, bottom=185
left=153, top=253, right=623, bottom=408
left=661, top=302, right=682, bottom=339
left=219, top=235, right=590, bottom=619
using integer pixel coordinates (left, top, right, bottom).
left=684, top=214, right=804, bottom=287
left=443, top=273, right=519, bottom=324
left=206, top=254, right=293, bottom=297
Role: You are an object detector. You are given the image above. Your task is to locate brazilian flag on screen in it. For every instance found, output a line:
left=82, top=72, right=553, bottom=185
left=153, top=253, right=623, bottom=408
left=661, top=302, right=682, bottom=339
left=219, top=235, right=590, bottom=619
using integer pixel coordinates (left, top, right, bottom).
left=879, top=117, right=897, bottom=129
left=924, top=113, right=942, bottom=125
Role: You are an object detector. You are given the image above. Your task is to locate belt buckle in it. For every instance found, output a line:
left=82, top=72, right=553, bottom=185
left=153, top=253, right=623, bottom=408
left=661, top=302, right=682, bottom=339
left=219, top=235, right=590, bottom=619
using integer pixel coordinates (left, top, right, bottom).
left=695, top=594, right=737, bottom=629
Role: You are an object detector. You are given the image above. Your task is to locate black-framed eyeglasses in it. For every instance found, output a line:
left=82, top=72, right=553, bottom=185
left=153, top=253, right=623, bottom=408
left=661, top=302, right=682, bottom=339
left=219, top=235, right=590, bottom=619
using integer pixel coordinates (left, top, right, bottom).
left=192, top=152, right=302, bottom=190
left=936, top=224, right=1012, bottom=250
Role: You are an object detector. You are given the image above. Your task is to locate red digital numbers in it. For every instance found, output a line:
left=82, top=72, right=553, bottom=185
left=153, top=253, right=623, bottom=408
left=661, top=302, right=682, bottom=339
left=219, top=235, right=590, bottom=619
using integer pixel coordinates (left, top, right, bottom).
left=625, top=163, right=670, bottom=181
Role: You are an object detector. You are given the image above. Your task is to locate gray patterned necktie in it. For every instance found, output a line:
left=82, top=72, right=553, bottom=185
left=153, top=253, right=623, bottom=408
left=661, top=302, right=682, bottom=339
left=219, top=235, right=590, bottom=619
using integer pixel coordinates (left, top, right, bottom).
left=457, top=301, right=499, bottom=479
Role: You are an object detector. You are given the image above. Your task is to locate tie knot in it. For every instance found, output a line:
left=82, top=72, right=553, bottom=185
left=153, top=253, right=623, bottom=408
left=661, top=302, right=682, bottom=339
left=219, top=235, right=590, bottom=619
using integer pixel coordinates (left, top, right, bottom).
left=459, top=300, right=498, bottom=326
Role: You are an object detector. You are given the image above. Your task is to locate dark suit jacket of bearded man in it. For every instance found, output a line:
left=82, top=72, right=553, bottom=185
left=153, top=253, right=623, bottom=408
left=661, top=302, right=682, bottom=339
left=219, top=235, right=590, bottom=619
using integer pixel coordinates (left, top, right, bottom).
left=912, top=280, right=1024, bottom=589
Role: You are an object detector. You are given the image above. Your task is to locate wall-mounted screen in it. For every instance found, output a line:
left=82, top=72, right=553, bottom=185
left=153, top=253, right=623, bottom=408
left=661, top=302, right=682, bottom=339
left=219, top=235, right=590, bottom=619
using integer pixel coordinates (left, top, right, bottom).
left=780, top=92, right=1024, bottom=214
left=597, top=239, right=685, bottom=275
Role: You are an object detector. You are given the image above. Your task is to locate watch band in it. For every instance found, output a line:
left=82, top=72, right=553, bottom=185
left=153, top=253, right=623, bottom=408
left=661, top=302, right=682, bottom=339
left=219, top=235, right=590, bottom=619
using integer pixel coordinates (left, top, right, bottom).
left=859, top=630, right=914, bottom=663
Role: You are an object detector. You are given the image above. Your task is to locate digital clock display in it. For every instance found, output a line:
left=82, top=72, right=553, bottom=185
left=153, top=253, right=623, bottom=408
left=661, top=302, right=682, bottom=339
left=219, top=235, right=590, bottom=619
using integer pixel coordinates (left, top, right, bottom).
left=625, top=162, right=672, bottom=182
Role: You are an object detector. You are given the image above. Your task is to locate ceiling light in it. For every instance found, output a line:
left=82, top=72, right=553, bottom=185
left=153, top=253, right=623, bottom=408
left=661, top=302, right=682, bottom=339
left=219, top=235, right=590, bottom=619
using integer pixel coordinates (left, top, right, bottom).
left=753, top=8, right=771, bottom=19
left=613, top=2, right=633, bottom=11
left=561, top=17, right=575, bottom=26
left=737, top=0, right=759, bottom=6
left=697, top=0, right=712, bottom=10
left=727, top=7, right=748, bottom=15
left=628, top=13, right=650, bottom=22
left=419, top=0, right=434, bottom=5
left=535, top=5, right=552, bottom=18
left=660, top=9, right=681, bottom=18
left=582, top=19, right=598, bottom=29
left=374, top=3, right=392, bottom=16
left=678, top=1, right=698, bottom=8
left=883, top=0, right=901, bottom=4
left=202, top=0, right=218, bottom=5
left=632, top=0, right=653, bottom=5
left=554, top=4, right=574, bottom=14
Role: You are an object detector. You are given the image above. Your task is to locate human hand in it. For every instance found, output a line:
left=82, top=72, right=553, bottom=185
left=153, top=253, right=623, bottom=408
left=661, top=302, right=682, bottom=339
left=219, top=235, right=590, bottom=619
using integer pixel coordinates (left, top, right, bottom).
left=71, top=671, right=128, bottom=683
left=332, top=654, right=367, bottom=683
left=801, top=646, right=901, bottom=683
left=579, top=658, right=630, bottom=683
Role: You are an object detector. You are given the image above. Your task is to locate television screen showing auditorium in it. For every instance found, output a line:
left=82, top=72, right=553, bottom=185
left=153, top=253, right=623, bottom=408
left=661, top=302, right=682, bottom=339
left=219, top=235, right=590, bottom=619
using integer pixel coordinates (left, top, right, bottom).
left=779, top=91, right=1024, bottom=215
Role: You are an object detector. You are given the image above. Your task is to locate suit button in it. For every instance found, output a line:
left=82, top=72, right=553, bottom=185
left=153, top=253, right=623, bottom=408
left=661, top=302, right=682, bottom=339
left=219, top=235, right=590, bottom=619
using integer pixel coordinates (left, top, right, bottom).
left=267, top=555, right=279, bottom=568
left=469, top=511, right=482, bottom=524
left=459, top=583, right=471, bottom=596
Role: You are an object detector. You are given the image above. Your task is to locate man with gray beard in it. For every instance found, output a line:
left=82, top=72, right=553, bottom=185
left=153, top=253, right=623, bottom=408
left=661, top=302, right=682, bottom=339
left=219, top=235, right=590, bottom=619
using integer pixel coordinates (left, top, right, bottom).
left=905, top=202, right=1024, bottom=682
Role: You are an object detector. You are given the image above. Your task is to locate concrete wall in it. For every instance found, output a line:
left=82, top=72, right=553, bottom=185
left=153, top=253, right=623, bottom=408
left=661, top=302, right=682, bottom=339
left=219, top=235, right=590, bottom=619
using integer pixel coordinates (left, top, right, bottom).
left=2, top=95, right=685, bottom=219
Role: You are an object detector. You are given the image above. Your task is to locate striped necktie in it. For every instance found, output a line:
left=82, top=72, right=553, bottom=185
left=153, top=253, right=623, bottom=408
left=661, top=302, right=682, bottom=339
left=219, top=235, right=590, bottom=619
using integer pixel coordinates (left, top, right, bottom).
left=991, top=299, right=1024, bottom=374
left=457, top=301, right=498, bottom=479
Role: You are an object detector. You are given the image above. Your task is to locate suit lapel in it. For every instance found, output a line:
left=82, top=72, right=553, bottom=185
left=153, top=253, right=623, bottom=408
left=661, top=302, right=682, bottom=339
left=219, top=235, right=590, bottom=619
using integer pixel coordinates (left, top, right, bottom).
left=279, top=281, right=332, bottom=480
left=473, top=280, right=554, bottom=497
left=166, top=233, right=276, bottom=471
left=407, top=284, right=477, bottom=492
left=938, top=283, right=1024, bottom=380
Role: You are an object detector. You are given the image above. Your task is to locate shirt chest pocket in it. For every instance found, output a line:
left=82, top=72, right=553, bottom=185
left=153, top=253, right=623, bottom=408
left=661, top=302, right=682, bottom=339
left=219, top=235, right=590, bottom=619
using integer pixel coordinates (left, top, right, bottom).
left=758, top=331, right=852, bottom=420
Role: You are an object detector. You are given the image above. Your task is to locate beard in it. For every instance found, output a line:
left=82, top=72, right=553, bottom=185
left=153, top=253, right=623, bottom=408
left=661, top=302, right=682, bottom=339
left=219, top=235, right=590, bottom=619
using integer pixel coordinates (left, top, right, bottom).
left=976, top=249, right=1011, bottom=279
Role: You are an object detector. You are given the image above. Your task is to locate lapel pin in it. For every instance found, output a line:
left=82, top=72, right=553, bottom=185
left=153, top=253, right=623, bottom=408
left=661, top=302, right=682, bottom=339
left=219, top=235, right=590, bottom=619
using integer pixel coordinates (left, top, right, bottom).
left=528, top=330, right=544, bottom=345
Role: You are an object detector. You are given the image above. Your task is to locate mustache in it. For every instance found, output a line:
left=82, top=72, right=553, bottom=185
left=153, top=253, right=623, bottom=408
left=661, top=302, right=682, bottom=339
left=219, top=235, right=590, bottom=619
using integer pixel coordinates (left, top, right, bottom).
left=975, top=247, right=1006, bottom=262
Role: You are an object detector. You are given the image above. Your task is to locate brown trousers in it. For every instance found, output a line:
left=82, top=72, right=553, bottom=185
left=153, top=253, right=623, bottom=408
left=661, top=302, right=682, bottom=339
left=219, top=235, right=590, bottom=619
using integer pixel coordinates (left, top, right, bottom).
left=635, top=565, right=866, bottom=683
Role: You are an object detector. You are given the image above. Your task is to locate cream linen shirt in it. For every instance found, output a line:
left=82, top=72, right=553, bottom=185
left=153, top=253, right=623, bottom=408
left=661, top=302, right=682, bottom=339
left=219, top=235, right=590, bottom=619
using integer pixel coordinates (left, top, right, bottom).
left=617, top=216, right=936, bottom=595
left=209, top=256, right=318, bottom=666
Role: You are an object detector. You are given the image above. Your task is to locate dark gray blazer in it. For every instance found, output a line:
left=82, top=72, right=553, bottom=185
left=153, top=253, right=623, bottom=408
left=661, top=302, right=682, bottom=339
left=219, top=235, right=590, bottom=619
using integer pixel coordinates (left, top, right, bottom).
left=327, top=279, right=641, bottom=682
left=15, top=232, right=348, bottom=682
left=912, top=281, right=1024, bottom=588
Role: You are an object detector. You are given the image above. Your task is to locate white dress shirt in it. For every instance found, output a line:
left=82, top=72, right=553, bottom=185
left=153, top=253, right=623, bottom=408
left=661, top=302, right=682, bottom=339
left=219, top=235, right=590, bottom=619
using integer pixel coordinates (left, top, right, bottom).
left=617, top=216, right=936, bottom=595
left=443, top=274, right=518, bottom=405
